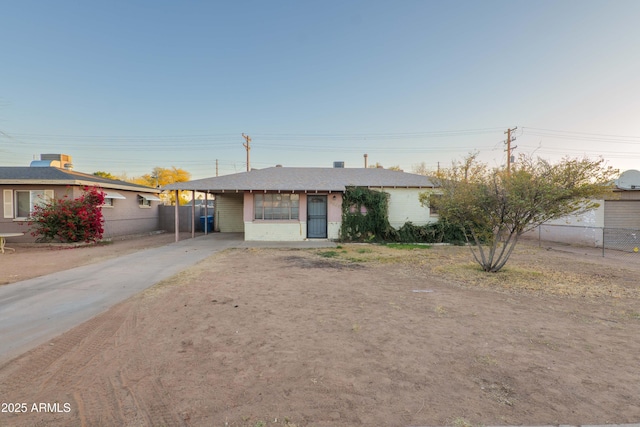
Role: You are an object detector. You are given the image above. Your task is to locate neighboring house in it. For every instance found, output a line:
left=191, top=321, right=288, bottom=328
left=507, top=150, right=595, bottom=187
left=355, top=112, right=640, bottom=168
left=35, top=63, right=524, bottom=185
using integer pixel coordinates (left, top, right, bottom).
left=529, top=200, right=605, bottom=247
left=163, top=165, right=436, bottom=241
left=0, top=154, right=162, bottom=242
left=526, top=169, right=640, bottom=248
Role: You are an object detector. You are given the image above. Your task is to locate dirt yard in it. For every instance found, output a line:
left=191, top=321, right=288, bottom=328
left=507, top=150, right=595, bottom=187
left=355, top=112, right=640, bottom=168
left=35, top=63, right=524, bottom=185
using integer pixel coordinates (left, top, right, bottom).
left=0, top=235, right=639, bottom=427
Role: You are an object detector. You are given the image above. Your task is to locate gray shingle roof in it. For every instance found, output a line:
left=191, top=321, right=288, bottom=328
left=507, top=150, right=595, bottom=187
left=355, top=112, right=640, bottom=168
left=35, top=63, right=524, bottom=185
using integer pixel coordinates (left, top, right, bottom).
left=0, top=167, right=160, bottom=193
left=163, top=167, right=435, bottom=192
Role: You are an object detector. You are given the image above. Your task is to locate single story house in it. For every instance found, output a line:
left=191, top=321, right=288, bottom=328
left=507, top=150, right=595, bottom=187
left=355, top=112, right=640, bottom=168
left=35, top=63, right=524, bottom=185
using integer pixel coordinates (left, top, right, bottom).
left=0, top=154, right=162, bottom=243
left=163, top=165, right=437, bottom=241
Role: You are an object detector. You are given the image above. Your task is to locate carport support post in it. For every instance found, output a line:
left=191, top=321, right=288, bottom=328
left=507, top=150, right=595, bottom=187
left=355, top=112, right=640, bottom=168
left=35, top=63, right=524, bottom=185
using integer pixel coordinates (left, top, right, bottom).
left=191, top=190, right=196, bottom=239
left=174, top=190, right=179, bottom=242
left=204, top=192, right=209, bottom=235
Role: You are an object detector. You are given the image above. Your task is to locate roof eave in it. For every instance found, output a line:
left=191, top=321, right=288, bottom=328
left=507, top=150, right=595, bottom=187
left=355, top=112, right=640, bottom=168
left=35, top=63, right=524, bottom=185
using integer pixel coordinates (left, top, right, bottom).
left=0, top=179, right=160, bottom=193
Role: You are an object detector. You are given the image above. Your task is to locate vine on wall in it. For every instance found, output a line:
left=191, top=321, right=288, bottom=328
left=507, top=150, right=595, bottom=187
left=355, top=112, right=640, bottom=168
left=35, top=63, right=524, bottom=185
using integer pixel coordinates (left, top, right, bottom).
left=340, top=186, right=394, bottom=242
left=339, top=186, right=465, bottom=244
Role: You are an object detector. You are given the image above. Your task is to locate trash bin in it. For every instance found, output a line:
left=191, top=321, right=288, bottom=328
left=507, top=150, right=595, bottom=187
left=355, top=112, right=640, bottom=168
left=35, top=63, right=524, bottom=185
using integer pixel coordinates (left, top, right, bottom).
left=200, top=215, right=214, bottom=233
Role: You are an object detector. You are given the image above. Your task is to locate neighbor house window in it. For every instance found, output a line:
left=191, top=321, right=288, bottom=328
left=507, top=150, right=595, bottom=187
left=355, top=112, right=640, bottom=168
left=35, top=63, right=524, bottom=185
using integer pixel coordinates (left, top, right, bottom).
left=138, top=195, right=151, bottom=207
left=15, top=190, right=51, bottom=219
left=137, top=193, right=161, bottom=208
left=254, top=193, right=299, bottom=220
left=102, top=191, right=125, bottom=208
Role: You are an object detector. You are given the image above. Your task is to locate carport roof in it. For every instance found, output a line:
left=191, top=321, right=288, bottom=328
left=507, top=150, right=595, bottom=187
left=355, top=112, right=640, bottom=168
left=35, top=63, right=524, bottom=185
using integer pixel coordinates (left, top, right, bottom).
left=163, top=167, right=435, bottom=192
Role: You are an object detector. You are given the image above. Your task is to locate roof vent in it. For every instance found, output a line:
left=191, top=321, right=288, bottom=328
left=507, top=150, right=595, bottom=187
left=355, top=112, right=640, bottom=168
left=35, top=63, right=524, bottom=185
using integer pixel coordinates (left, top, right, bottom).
left=275, top=164, right=283, bottom=168
left=333, top=161, right=345, bottom=168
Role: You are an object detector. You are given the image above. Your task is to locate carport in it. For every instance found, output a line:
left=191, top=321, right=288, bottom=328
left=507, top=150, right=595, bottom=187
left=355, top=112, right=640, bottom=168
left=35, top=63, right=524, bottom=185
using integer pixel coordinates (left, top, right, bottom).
left=166, top=188, right=217, bottom=242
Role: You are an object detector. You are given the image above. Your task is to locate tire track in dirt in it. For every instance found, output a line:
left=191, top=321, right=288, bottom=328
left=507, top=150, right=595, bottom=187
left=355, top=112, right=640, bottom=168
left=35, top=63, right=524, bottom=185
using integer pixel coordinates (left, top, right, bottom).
left=72, top=299, right=185, bottom=427
left=109, top=296, right=187, bottom=427
left=0, top=304, right=130, bottom=426
left=0, top=297, right=185, bottom=427
left=0, top=304, right=126, bottom=392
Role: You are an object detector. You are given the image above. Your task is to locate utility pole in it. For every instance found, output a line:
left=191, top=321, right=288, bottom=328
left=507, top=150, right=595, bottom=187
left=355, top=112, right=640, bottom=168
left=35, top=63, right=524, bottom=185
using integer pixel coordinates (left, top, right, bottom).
left=504, top=127, right=517, bottom=176
left=242, top=133, right=251, bottom=172
left=215, top=159, right=219, bottom=177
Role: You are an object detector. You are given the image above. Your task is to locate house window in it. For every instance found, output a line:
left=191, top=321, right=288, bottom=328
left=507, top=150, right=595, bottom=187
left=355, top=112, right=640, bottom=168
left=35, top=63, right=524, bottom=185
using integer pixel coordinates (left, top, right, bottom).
left=429, top=194, right=442, bottom=216
left=102, top=191, right=125, bottom=207
left=138, top=193, right=161, bottom=208
left=15, top=190, right=50, bottom=218
left=349, top=204, right=368, bottom=215
left=138, top=195, right=151, bottom=207
left=254, top=193, right=299, bottom=220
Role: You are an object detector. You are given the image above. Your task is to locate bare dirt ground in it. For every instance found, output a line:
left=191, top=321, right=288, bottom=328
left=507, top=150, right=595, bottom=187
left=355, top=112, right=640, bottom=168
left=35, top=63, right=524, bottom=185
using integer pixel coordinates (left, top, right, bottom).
left=1, top=235, right=639, bottom=427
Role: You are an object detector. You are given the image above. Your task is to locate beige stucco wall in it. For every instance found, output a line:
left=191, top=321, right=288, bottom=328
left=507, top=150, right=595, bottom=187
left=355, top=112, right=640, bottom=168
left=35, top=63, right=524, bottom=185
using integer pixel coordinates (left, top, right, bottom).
left=385, top=188, right=435, bottom=229
left=215, top=193, right=244, bottom=232
left=244, top=221, right=307, bottom=241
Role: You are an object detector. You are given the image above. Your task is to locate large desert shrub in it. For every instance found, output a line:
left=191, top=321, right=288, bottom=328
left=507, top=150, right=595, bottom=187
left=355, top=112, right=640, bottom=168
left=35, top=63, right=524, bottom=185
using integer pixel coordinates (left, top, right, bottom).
left=421, top=154, right=617, bottom=272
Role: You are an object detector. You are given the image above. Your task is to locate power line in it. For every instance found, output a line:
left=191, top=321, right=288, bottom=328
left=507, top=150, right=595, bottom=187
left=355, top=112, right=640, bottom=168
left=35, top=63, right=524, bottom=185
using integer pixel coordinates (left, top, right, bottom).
left=523, top=126, right=640, bottom=139
left=522, top=127, right=640, bottom=144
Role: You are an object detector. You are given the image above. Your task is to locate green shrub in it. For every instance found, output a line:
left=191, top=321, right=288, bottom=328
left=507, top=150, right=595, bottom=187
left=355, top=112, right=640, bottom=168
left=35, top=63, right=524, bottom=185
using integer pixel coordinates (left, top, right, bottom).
left=395, top=220, right=467, bottom=244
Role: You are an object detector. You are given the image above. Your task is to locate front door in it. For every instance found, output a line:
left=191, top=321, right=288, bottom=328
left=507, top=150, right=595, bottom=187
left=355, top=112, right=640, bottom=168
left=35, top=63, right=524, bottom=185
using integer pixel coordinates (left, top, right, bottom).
left=307, top=195, right=327, bottom=238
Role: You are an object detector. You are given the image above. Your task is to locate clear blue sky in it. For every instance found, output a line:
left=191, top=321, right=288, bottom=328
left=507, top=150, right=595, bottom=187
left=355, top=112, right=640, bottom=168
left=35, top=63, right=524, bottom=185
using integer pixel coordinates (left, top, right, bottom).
left=2, top=0, right=640, bottom=179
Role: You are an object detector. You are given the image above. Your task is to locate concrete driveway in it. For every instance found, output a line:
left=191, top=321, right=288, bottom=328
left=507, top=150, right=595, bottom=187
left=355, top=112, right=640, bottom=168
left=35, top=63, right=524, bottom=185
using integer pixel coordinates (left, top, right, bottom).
left=0, top=233, right=335, bottom=363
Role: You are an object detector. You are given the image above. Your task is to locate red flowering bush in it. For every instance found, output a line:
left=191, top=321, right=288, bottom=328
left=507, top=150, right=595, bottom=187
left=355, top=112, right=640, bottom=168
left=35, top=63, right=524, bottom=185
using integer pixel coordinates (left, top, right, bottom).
left=30, top=187, right=105, bottom=243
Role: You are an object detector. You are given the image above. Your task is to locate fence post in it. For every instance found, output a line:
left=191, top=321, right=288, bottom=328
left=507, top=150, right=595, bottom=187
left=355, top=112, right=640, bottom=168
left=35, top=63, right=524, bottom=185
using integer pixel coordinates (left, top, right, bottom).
left=602, top=227, right=605, bottom=257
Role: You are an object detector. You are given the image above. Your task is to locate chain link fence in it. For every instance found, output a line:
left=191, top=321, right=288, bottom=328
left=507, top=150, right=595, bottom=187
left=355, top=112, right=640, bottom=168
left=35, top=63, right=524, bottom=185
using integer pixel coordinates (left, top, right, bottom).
left=603, top=227, right=640, bottom=256
left=528, top=223, right=640, bottom=260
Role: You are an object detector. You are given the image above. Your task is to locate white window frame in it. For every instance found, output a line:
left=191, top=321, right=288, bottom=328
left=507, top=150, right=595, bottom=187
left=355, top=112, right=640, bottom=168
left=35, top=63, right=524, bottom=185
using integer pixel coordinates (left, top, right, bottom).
left=10, top=189, right=54, bottom=220
left=3, top=189, right=13, bottom=219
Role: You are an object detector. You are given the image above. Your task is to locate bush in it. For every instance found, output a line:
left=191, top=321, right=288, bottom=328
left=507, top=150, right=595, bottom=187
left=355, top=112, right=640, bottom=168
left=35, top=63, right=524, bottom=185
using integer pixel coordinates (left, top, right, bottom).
left=395, top=220, right=467, bottom=245
left=30, top=187, right=105, bottom=243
